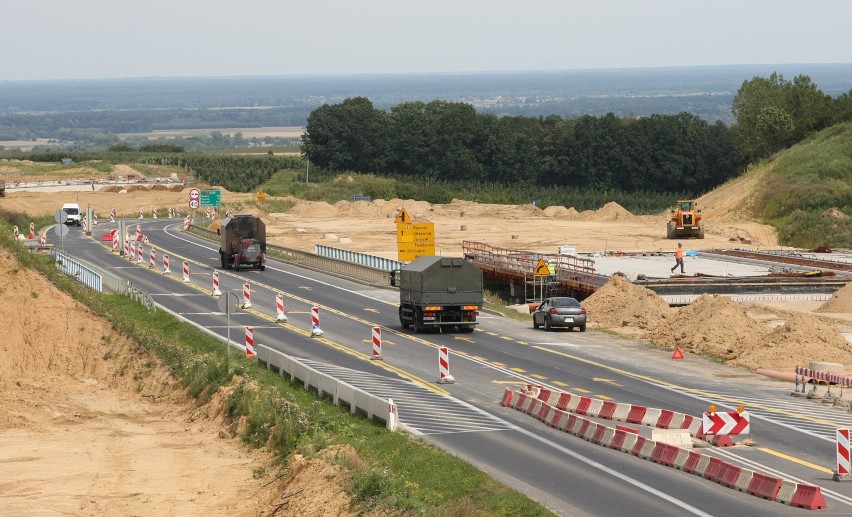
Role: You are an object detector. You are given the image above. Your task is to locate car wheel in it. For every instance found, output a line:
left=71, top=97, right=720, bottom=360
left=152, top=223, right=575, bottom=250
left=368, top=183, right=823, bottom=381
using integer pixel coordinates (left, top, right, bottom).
left=580, top=324, right=586, bottom=332
left=544, top=318, right=551, bottom=331
left=533, top=316, right=540, bottom=329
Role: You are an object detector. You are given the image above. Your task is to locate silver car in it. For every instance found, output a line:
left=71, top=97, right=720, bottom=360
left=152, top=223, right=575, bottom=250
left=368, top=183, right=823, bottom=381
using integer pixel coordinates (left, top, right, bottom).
left=532, top=297, right=587, bottom=332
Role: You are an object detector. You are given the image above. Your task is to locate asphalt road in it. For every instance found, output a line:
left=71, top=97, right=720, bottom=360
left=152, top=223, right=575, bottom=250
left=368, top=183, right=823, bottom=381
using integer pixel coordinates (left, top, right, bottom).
left=60, top=219, right=852, bottom=516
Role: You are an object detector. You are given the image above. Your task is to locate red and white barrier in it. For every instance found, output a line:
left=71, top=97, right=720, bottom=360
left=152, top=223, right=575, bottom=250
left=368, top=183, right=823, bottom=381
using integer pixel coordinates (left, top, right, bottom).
left=702, top=409, right=750, bottom=446
left=837, top=428, right=852, bottom=480
left=110, top=209, right=116, bottom=222
left=245, top=326, right=255, bottom=357
left=275, top=293, right=287, bottom=322
left=796, top=365, right=852, bottom=387
left=129, top=241, right=136, bottom=261
left=163, top=253, right=171, bottom=274
left=371, top=326, right=383, bottom=360
left=92, top=212, right=98, bottom=225
left=137, top=243, right=144, bottom=263
left=438, top=346, right=454, bottom=383
left=112, top=232, right=118, bottom=252
left=28, top=222, right=35, bottom=239
left=182, top=261, right=190, bottom=282
left=82, top=218, right=88, bottom=233
left=183, top=215, right=191, bottom=230
left=139, top=207, right=144, bottom=219
left=136, top=224, right=142, bottom=239
left=124, top=240, right=130, bottom=258
left=40, top=234, right=47, bottom=246
left=310, top=306, right=324, bottom=336
left=168, top=207, right=174, bottom=219
left=212, top=271, right=222, bottom=296
left=152, top=207, right=158, bottom=219
left=241, top=282, right=251, bottom=308
left=226, top=208, right=233, bottom=217
left=149, top=248, right=156, bottom=269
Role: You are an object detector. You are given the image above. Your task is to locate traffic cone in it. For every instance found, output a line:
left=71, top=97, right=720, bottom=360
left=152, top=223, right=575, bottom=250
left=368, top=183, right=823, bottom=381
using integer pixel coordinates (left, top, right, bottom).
left=672, top=347, right=684, bottom=360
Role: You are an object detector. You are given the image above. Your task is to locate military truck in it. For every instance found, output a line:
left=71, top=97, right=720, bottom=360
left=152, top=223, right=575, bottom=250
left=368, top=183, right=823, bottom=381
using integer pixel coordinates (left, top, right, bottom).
left=218, top=215, right=266, bottom=271
left=390, top=256, right=483, bottom=333
left=0, top=179, right=5, bottom=197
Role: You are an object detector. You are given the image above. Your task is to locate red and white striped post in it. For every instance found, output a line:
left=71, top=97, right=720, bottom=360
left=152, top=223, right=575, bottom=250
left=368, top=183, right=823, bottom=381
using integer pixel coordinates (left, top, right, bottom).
left=241, top=282, right=251, bottom=308
left=136, top=224, right=142, bottom=239
left=138, top=207, right=144, bottom=219
left=310, top=306, right=324, bottom=337
left=371, top=326, right=383, bottom=360
left=275, top=293, right=287, bottom=322
left=129, top=241, right=136, bottom=261
left=182, top=260, right=190, bottom=282
left=28, top=222, right=35, bottom=239
left=387, top=398, right=397, bottom=431
left=244, top=326, right=255, bottom=358
left=152, top=207, right=158, bottom=219
left=438, top=346, right=455, bottom=384
left=124, top=240, right=130, bottom=258
left=226, top=208, right=233, bottom=217
left=137, top=243, right=144, bottom=263
left=183, top=215, right=191, bottom=230
left=212, top=271, right=222, bottom=296
left=163, top=253, right=171, bottom=274
left=40, top=234, right=46, bottom=246
left=149, top=247, right=156, bottom=269
left=92, top=212, right=98, bottom=225
left=168, top=207, right=174, bottom=219
left=836, top=428, right=852, bottom=481
left=112, top=232, right=118, bottom=253
left=82, top=218, right=88, bottom=233
left=109, top=208, right=116, bottom=222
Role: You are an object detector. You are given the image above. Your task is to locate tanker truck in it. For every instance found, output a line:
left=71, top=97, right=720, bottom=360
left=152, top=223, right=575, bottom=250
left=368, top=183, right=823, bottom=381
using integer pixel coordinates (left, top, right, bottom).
left=218, top=215, right=266, bottom=271
left=390, top=256, right=483, bottom=333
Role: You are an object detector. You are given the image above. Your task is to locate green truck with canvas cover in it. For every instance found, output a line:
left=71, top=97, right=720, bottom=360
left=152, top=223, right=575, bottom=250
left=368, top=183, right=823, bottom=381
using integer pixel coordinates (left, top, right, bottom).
left=219, top=215, right=266, bottom=271
left=391, top=256, right=483, bottom=333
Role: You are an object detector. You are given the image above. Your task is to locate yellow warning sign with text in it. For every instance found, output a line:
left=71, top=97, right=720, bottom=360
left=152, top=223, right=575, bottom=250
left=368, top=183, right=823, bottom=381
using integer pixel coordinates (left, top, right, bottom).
left=533, top=258, right=550, bottom=276
left=397, top=222, right=435, bottom=261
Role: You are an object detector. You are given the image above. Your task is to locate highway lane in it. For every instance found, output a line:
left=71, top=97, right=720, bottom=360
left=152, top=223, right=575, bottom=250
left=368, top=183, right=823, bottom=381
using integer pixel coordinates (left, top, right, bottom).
left=63, top=220, right=852, bottom=514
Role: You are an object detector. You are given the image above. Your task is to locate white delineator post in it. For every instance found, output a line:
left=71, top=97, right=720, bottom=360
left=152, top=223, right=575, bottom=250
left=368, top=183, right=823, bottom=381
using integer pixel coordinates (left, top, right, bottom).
left=212, top=271, right=222, bottom=296
left=241, top=282, right=251, bottom=308
left=82, top=219, right=88, bottom=233
left=182, top=260, right=190, bottom=282
left=136, top=224, right=142, bottom=239
left=310, top=306, right=324, bottom=337
left=371, top=326, right=383, bottom=360
left=245, top=326, right=255, bottom=358
left=93, top=212, right=98, bottom=225
left=40, top=235, right=47, bottom=246
left=168, top=208, right=174, bottom=219
left=183, top=215, right=191, bottom=230
left=152, top=207, right=158, bottom=219
left=163, top=253, right=171, bottom=274
left=387, top=399, right=397, bottom=431
left=276, top=293, right=287, bottom=322
left=139, top=208, right=144, bottom=219
left=438, top=346, right=455, bottom=384
left=13, top=226, right=18, bottom=239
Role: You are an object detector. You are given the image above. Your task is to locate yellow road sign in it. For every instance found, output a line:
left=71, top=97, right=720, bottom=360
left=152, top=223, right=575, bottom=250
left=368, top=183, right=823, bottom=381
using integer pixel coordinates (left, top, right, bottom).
left=534, top=258, right=550, bottom=276
left=394, top=208, right=411, bottom=223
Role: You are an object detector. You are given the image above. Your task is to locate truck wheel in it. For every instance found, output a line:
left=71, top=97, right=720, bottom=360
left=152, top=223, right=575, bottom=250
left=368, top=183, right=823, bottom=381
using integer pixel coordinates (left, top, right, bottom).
left=220, top=256, right=227, bottom=269
left=413, top=309, right=424, bottom=333
left=399, top=308, right=409, bottom=329
left=461, top=325, right=474, bottom=333
left=259, top=264, right=265, bottom=271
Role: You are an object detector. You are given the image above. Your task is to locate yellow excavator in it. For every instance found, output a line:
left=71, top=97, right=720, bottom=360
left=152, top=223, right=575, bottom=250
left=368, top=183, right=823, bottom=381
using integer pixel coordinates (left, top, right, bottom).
left=666, top=200, right=704, bottom=239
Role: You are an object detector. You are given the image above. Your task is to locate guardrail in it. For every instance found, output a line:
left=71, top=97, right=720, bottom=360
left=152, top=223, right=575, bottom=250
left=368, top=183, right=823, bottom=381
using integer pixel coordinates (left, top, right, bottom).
left=51, top=248, right=156, bottom=310
left=185, top=223, right=392, bottom=286
left=255, top=344, right=397, bottom=431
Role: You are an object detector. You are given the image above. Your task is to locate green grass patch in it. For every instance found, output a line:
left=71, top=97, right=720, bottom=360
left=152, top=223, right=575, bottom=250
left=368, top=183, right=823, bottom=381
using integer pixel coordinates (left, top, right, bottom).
left=0, top=212, right=553, bottom=516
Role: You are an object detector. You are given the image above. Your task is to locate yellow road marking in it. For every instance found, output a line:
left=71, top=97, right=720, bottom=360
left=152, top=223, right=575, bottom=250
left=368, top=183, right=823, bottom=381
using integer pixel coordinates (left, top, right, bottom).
left=531, top=374, right=548, bottom=380
left=574, top=388, right=591, bottom=394
left=593, top=377, right=623, bottom=387
left=492, top=362, right=506, bottom=367
left=758, top=448, right=834, bottom=474
left=598, top=395, right=613, bottom=401
left=553, top=381, right=569, bottom=387
left=455, top=350, right=469, bottom=356
left=500, top=336, right=512, bottom=341
left=517, top=341, right=529, bottom=345
left=471, top=356, right=485, bottom=361
left=492, top=380, right=528, bottom=385
left=510, top=367, right=526, bottom=373
left=454, top=337, right=474, bottom=343
left=364, top=308, right=380, bottom=313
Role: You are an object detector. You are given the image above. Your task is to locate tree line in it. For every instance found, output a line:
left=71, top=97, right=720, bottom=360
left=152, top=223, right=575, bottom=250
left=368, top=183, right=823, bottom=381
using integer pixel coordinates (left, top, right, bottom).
left=302, top=73, right=852, bottom=195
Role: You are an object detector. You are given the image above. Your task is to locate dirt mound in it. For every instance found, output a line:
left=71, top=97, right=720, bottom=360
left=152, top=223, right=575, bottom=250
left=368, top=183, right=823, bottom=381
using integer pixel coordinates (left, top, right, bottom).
left=100, top=185, right=123, bottom=193
left=822, top=207, right=849, bottom=220
left=643, top=294, right=769, bottom=360
left=575, top=202, right=635, bottom=222
left=543, top=206, right=579, bottom=219
left=581, top=275, right=673, bottom=329
left=733, top=314, right=852, bottom=371
left=289, top=200, right=337, bottom=218
left=150, top=184, right=171, bottom=191
left=817, top=282, right=852, bottom=313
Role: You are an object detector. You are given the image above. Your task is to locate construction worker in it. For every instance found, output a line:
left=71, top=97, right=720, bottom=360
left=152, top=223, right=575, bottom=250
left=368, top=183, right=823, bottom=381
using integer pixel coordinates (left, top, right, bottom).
left=671, top=242, right=685, bottom=274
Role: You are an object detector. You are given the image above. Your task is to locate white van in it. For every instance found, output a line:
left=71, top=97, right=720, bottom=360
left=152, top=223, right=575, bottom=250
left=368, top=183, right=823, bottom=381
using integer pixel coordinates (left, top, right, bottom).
left=62, top=203, right=81, bottom=226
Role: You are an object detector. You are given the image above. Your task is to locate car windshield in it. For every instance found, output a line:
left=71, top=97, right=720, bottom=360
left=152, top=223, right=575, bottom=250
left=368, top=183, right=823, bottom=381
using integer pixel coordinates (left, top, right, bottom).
left=552, top=298, right=579, bottom=308
left=64, top=208, right=79, bottom=215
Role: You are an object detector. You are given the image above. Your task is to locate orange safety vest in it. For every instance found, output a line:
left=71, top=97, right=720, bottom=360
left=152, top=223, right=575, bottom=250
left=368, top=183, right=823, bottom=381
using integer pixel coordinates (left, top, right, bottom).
left=675, top=247, right=684, bottom=259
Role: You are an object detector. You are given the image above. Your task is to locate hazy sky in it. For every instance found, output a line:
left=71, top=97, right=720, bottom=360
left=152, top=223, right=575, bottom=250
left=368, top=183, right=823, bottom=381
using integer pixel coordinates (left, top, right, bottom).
left=4, top=0, right=851, bottom=81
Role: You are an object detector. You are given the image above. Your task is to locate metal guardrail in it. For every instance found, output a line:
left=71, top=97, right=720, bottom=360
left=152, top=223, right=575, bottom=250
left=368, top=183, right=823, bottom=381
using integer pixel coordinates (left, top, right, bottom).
left=256, top=344, right=397, bottom=430
left=51, top=248, right=156, bottom=310
left=315, top=244, right=404, bottom=272
left=185, top=223, right=392, bottom=286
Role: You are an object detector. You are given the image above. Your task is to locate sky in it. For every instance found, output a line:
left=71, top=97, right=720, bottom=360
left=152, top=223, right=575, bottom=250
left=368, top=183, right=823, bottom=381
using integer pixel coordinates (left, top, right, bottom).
left=3, top=0, right=851, bottom=81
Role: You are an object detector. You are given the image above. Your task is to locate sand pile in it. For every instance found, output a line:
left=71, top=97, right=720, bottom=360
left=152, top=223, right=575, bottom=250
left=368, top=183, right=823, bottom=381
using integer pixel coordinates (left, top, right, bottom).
left=542, top=206, right=579, bottom=219
left=289, top=200, right=337, bottom=218
left=732, top=314, right=852, bottom=371
left=816, top=282, right=852, bottom=313
left=643, top=294, right=769, bottom=360
left=581, top=274, right=673, bottom=329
